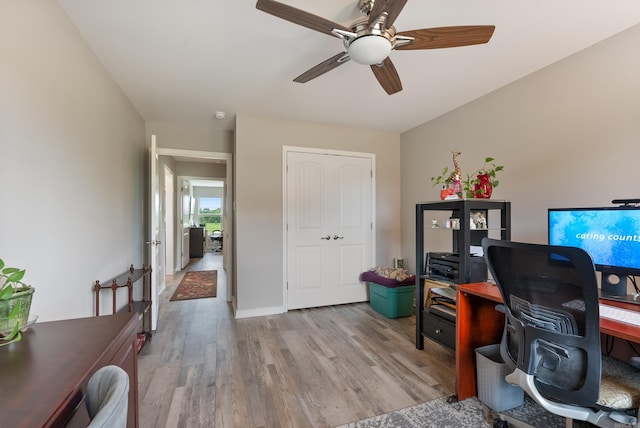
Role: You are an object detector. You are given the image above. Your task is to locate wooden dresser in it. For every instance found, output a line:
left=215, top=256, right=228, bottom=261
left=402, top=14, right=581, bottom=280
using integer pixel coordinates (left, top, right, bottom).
left=0, top=312, right=139, bottom=427
left=189, top=227, right=205, bottom=258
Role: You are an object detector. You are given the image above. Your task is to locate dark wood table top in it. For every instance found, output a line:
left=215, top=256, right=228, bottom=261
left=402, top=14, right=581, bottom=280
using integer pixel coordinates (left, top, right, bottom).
left=0, top=312, right=137, bottom=428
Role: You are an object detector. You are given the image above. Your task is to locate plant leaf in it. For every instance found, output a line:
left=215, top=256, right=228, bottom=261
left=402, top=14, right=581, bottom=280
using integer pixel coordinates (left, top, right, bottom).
left=0, top=323, right=21, bottom=346
left=8, top=303, right=20, bottom=319
left=2, top=267, right=19, bottom=275
left=7, top=270, right=25, bottom=283
left=0, top=259, right=4, bottom=270
left=0, top=287, right=14, bottom=300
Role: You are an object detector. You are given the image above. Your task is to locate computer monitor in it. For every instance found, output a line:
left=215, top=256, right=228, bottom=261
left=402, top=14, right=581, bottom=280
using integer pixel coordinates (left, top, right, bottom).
left=548, top=206, right=640, bottom=298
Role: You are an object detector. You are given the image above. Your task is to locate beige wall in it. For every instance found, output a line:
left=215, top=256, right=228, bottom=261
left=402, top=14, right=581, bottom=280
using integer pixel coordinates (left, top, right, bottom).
left=235, top=115, right=401, bottom=316
left=400, top=24, right=640, bottom=274
left=0, top=2, right=145, bottom=321
left=175, top=161, right=226, bottom=179
left=193, top=186, right=224, bottom=200
left=146, top=121, right=233, bottom=153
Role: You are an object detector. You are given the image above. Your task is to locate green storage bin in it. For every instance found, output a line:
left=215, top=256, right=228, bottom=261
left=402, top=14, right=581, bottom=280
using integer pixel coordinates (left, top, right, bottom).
left=368, top=282, right=415, bottom=318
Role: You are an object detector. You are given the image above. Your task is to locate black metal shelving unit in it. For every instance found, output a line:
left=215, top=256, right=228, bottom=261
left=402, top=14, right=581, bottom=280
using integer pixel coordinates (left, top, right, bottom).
left=415, top=199, right=511, bottom=350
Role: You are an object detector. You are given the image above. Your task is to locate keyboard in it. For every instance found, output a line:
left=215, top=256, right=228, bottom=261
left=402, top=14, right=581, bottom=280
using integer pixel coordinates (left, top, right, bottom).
left=599, top=304, right=640, bottom=326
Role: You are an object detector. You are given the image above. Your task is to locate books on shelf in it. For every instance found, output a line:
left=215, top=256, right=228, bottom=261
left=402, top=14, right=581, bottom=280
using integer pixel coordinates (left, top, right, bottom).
left=431, top=297, right=455, bottom=310
left=429, top=303, right=456, bottom=322
left=425, top=286, right=456, bottom=312
left=431, top=287, right=456, bottom=301
left=424, top=281, right=457, bottom=325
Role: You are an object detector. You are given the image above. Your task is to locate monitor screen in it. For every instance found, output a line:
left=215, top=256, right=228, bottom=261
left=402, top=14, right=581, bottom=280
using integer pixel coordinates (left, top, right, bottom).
left=548, top=206, right=640, bottom=276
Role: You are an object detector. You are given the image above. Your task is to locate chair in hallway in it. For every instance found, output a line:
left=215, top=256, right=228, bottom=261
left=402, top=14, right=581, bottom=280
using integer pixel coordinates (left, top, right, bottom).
left=210, top=229, right=223, bottom=252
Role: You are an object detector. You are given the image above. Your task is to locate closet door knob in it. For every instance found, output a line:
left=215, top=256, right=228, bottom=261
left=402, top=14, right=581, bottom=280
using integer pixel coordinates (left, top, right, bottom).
left=333, top=235, right=344, bottom=240
left=321, top=235, right=331, bottom=240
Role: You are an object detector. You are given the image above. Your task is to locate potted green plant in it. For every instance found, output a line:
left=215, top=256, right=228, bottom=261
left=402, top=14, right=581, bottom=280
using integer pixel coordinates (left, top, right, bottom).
left=431, top=155, right=503, bottom=199
left=463, top=157, right=503, bottom=199
left=0, top=258, right=35, bottom=346
left=430, top=166, right=456, bottom=188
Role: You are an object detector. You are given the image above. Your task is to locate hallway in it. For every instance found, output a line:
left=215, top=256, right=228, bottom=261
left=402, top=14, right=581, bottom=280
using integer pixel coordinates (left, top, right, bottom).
left=138, top=252, right=229, bottom=427
left=137, top=252, right=455, bottom=427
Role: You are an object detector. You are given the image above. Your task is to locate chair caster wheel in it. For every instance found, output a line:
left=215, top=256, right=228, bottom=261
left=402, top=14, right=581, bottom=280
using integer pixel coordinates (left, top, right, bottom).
left=493, top=418, right=509, bottom=428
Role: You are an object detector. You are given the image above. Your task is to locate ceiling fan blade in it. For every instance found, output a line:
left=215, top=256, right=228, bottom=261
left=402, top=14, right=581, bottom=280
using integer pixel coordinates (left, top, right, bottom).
left=293, top=52, right=350, bottom=83
left=369, top=0, right=408, bottom=28
left=370, top=57, right=402, bottom=95
left=396, top=25, right=495, bottom=50
left=256, top=0, right=350, bottom=37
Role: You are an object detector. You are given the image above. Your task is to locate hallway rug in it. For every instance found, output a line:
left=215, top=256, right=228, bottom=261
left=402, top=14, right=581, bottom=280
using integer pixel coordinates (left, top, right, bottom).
left=170, top=270, right=217, bottom=301
left=336, top=395, right=577, bottom=428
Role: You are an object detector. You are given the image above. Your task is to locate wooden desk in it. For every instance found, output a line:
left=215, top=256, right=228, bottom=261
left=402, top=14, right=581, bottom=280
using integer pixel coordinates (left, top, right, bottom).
left=0, top=312, right=139, bottom=427
left=455, top=282, right=640, bottom=401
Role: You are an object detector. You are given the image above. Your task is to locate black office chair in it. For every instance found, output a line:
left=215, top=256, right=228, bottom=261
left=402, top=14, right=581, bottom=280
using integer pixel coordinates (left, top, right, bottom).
left=86, top=365, right=129, bottom=428
left=482, top=238, right=640, bottom=427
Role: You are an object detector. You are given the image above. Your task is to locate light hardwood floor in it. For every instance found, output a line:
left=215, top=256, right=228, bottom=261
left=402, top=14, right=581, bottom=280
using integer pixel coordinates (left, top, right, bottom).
left=138, top=252, right=456, bottom=428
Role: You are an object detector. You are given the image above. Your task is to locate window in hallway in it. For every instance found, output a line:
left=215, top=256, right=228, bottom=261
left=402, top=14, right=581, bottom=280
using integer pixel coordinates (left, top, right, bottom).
left=198, top=197, right=222, bottom=232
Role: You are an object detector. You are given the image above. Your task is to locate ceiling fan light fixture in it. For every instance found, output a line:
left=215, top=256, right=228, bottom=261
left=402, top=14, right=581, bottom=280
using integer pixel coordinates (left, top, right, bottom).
left=347, top=35, right=391, bottom=65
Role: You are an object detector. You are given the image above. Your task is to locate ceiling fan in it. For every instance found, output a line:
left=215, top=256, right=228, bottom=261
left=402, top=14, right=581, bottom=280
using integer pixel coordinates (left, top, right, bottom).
left=256, top=0, right=495, bottom=95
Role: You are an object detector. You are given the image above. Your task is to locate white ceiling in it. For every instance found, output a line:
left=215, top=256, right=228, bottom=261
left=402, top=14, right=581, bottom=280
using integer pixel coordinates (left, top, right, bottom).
left=58, top=0, right=640, bottom=133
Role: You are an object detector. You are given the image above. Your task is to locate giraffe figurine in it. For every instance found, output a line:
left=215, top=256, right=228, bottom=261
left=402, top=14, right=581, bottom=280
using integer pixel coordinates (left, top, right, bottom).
left=451, top=149, right=462, bottom=179
left=451, top=149, right=463, bottom=195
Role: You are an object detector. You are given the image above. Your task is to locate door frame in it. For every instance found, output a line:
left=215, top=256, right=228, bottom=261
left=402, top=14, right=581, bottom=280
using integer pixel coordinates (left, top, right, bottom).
left=149, top=135, right=161, bottom=330
left=156, top=148, right=234, bottom=306
left=164, top=165, right=175, bottom=276
left=178, top=178, right=191, bottom=270
left=282, top=145, right=376, bottom=311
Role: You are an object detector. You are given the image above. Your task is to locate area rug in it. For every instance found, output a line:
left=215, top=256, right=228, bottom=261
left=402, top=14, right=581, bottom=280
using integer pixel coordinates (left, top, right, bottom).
left=336, top=395, right=576, bottom=428
left=170, top=270, right=217, bottom=301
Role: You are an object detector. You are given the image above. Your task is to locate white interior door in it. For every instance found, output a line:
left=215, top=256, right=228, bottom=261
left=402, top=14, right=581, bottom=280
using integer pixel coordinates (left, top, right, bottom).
left=148, top=135, right=162, bottom=330
left=286, top=149, right=374, bottom=310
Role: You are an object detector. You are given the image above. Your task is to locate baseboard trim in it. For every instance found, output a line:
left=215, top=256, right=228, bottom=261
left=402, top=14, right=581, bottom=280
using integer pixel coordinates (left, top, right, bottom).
left=235, top=306, right=286, bottom=319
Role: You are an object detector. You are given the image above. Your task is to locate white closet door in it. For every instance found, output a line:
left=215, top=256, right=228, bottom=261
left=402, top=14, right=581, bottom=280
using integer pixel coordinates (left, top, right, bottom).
left=287, top=150, right=373, bottom=309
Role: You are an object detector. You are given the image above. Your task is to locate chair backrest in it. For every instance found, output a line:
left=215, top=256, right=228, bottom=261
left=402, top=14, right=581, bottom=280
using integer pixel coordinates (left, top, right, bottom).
left=86, top=365, right=129, bottom=428
left=482, top=238, right=602, bottom=407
